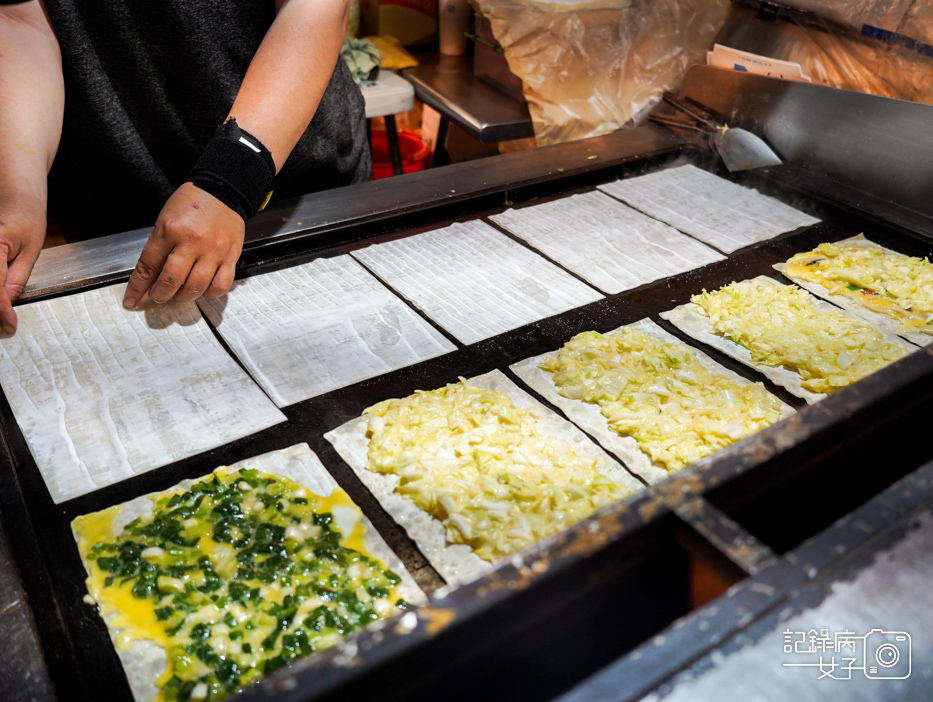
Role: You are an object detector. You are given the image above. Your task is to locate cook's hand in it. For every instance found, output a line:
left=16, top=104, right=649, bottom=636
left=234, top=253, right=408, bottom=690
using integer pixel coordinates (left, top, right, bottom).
left=122, top=182, right=244, bottom=309
left=0, top=196, right=45, bottom=334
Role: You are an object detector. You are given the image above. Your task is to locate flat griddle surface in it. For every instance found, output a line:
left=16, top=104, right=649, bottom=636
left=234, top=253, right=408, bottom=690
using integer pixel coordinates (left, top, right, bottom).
left=1, top=163, right=930, bottom=702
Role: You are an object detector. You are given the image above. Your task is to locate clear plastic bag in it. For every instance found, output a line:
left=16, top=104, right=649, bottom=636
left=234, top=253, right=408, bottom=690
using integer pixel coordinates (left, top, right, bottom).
left=471, top=0, right=730, bottom=145
left=777, top=1, right=932, bottom=45
left=717, top=4, right=933, bottom=105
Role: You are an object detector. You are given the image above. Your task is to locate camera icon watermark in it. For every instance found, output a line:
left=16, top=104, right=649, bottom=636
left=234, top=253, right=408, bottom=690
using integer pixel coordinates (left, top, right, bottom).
left=782, top=627, right=911, bottom=680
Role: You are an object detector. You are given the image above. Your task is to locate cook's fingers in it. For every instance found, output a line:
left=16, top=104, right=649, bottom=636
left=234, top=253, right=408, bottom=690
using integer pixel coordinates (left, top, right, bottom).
left=124, top=237, right=172, bottom=309
left=6, top=245, right=42, bottom=304
left=148, top=249, right=196, bottom=304
left=0, top=287, right=14, bottom=335
left=0, top=247, right=15, bottom=334
left=173, top=259, right=218, bottom=303
left=203, top=261, right=236, bottom=299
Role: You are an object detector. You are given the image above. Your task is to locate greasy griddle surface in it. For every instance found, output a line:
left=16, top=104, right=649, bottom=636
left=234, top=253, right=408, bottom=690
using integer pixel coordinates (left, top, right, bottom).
left=1, top=171, right=930, bottom=702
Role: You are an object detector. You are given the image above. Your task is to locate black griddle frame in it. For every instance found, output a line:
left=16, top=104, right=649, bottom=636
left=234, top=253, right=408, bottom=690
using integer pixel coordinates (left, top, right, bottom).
left=2, top=124, right=933, bottom=702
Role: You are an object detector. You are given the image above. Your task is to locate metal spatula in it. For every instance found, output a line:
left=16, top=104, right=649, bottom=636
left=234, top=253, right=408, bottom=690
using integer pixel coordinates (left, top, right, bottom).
left=649, top=92, right=782, bottom=172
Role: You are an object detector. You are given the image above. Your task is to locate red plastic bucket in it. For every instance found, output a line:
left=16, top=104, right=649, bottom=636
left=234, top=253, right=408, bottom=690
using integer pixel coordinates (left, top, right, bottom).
left=371, top=129, right=431, bottom=179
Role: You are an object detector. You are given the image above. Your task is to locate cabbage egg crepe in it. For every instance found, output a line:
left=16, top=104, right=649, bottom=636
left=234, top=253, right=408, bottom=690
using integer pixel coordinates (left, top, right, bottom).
left=363, top=380, right=632, bottom=562
left=539, top=328, right=785, bottom=472
left=690, top=279, right=909, bottom=394
left=784, top=235, right=933, bottom=337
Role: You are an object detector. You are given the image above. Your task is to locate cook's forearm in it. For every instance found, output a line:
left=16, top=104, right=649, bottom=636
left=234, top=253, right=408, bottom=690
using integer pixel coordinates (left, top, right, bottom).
left=0, top=1, right=64, bottom=208
left=227, top=0, right=350, bottom=172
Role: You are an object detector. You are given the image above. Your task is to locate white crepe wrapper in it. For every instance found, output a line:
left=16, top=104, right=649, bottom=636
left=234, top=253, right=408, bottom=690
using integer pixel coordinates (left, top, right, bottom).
left=73, top=443, right=425, bottom=702
left=198, top=255, right=456, bottom=407
left=511, top=319, right=795, bottom=485
left=490, top=190, right=724, bottom=295
left=660, top=276, right=915, bottom=404
left=324, top=369, right=643, bottom=588
left=0, top=284, right=286, bottom=503
left=350, top=220, right=603, bottom=345
left=598, top=164, right=820, bottom=253
left=775, top=234, right=932, bottom=348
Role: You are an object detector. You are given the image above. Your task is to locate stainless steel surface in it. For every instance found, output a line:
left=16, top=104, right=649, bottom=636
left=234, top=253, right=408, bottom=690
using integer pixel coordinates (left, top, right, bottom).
left=712, top=128, right=782, bottom=172
left=24, top=225, right=153, bottom=299
left=657, top=92, right=781, bottom=172
left=642, top=513, right=933, bottom=701
left=23, top=125, right=682, bottom=300
left=673, top=499, right=776, bottom=576
left=402, top=51, right=534, bottom=143
left=681, top=65, right=933, bottom=223
left=0, top=516, right=54, bottom=702
left=558, top=455, right=933, bottom=702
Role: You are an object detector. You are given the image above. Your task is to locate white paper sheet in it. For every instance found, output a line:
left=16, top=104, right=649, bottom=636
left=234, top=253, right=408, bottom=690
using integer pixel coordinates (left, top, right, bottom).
left=198, top=256, right=456, bottom=407
left=490, top=191, right=724, bottom=294
left=350, top=221, right=603, bottom=345
left=660, top=276, right=915, bottom=403
left=324, top=369, right=643, bottom=588
left=0, top=284, right=286, bottom=503
left=73, top=444, right=424, bottom=702
left=511, top=318, right=795, bottom=485
left=774, top=234, right=932, bottom=347
left=598, top=164, right=820, bottom=253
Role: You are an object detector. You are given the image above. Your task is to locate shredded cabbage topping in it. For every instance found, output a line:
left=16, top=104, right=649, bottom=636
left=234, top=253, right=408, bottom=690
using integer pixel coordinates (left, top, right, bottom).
left=692, top=280, right=909, bottom=393
left=785, top=239, right=933, bottom=335
left=363, top=380, right=630, bottom=561
left=539, top=329, right=784, bottom=472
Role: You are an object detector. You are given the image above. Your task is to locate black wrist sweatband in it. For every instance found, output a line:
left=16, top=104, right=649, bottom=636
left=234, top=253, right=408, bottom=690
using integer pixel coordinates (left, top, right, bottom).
left=187, top=118, right=276, bottom=221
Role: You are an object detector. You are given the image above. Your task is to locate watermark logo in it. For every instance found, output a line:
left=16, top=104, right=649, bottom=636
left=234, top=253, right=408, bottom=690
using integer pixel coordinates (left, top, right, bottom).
left=782, top=628, right=911, bottom=680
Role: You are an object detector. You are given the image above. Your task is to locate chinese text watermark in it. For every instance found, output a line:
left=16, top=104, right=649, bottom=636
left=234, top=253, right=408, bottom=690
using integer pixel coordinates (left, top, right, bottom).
left=782, top=628, right=911, bottom=680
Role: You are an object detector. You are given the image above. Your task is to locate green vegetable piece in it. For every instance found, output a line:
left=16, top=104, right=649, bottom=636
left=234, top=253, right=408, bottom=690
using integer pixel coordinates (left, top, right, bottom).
left=263, top=655, right=288, bottom=675
left=192, top=642, right=219, bottom=666
left=97, top=556, right=121, bottom=573
left=228, top=582, right=249, bottom=603
left=216, top=659, right=241, bottom=686
left=132, top=571, right=159, bottom=599
left=261, top=626, right=283, bottom=650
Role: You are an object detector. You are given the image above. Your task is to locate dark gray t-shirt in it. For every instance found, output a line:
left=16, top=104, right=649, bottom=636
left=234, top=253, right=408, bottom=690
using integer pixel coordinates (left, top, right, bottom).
left=35, top=0, right=370, bottom=236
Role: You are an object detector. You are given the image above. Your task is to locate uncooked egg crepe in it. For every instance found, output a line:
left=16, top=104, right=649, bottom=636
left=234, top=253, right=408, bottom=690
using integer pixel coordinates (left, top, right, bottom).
left=491, top=190, right=723, bottom=294
left=0, top=284, right=285, bottom=503
left=351, top=221, right=603, bottom=345
left=199, top=255, right=455, bottom=407
left=599, top=164, right=819, bottom=253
